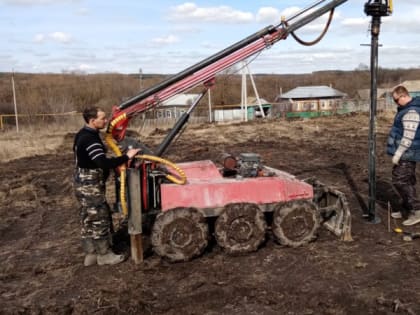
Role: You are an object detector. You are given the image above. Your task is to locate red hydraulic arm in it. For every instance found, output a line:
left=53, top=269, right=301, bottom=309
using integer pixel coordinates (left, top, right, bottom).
left=107, top=0, right=348, bottom=142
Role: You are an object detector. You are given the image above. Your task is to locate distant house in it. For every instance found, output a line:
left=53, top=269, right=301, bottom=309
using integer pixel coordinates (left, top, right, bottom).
left=355, top=81, right=420, bottom=111
left=213, top=96, right=272, bottom=122
left=355, top=88, right=389, bottom=100
left=274, top=85, right=346, bottom=117
left=399, top=80, right=420, bottom=97
left=157, top=93, right=201, bottom=119
left=356, top=81, right=420, bottom=101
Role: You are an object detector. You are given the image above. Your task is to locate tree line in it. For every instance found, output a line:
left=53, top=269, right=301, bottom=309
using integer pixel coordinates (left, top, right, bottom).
left=1, top=67, right=419, bottom=116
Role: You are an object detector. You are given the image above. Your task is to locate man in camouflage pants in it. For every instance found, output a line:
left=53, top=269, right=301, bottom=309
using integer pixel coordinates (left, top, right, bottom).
left=73, top=107, right=139, bottom=266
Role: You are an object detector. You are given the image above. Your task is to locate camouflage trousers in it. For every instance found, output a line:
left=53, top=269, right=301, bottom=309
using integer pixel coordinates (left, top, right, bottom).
left=392, top=160, right=420, bottom=214
left=74, top=168, right=112, bottom=255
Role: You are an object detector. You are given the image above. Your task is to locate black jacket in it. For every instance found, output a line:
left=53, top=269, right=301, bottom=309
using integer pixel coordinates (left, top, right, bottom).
left=73, top=126, right=128, bottom=178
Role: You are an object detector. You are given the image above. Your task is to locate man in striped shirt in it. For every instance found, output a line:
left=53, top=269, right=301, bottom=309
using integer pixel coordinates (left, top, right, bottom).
left=73, top=107, right=139, bottom=266
left=387, top=85, right=420, bottom=226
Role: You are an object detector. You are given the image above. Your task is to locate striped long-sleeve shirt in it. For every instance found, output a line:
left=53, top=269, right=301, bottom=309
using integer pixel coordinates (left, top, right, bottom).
left=393, top=110, right=420, bottom=162
left=73, top=126, right=128, bottom=171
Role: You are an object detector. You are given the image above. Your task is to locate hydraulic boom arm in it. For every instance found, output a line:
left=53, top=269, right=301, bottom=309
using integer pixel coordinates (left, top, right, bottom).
left=107, top=0, right=348, bottom=143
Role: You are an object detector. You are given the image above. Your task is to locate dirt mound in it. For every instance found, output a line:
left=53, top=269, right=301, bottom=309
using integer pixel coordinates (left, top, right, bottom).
left=1, top=113, right=420, bottom=314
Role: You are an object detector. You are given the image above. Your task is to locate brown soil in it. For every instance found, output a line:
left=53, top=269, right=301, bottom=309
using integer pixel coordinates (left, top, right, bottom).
left=1, top=113, right=420, bottom=314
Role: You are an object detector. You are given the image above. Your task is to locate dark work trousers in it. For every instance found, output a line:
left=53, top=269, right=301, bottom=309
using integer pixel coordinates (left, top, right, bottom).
left=392, top=160, right=420, bottom=215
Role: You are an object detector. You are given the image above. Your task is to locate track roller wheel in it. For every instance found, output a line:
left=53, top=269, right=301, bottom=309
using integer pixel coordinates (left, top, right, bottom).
left=272, top=200, right=320, bottom=247
left=215, top=203, right=266, bottom=255
left=151, top=207, right=209, bottom=262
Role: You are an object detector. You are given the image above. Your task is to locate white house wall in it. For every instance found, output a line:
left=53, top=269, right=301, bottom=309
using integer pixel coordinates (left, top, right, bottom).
left=214, top=109, right=246, bottom=122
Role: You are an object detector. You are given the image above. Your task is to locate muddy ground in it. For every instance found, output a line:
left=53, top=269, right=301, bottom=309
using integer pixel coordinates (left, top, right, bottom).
left=1, top=113, right=420, bottom=314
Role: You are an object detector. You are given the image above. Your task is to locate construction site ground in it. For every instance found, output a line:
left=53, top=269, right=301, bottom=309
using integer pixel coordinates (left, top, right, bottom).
left=1, top=112, right=420, bottom=314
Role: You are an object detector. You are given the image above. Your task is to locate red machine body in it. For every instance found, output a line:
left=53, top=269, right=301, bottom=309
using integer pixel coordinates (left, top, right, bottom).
left=161, top=160, right=313, bottom=214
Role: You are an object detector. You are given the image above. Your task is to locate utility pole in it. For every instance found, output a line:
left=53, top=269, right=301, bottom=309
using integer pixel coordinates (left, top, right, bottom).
left=246, top=63, right=265, bottom=118
left=11, top=71, right=19, bottom=132
left=241, top=62, right=248, bottom=122
left=363, top=0, right=392, bottom=223
left=139, top=68, right=143, bottom=91
left=208, top=89, right=212, bottom=123
left=241, top=61, right=265, bottom=121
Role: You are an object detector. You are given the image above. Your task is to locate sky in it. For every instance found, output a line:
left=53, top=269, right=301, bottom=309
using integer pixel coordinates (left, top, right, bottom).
left=1, top=0, right=420, bottom=75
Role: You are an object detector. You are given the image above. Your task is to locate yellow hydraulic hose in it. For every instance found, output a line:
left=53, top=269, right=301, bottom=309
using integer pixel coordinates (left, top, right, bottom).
left=136, top=154, right=187, bottom=185
left=105, top=113, right=129, bottom=215
left=388, top=0, right=393, bottom=14
left=105, top=113, right=187, bottom=217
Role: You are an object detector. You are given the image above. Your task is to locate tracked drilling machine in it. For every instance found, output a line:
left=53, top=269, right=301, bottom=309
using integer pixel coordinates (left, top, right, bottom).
left=105, top=0, right=353, bottom=263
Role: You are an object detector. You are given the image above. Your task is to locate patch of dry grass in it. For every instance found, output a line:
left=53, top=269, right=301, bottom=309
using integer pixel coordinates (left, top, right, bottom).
left=0, top=119, right=80, bottom=162
left=0, top=114, right=173, bottom=162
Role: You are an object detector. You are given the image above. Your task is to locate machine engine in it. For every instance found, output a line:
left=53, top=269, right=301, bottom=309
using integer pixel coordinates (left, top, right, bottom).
left=237, top=153, right=262, bottom=178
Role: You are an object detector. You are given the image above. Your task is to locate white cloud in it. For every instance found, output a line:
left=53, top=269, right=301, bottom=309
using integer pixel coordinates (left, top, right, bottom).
left=50, top=32, right=72, bottom=43
left=169, top=2, right=253, bottom=24
left=151, top=35, right=179, bottom=45
left=257, top=6, right=341, bottom=34
left=33, top=32, right=72, bottom=44
left=33, top=33, right=46, bottom=43
left=386, top=16, right=420, bottom=33
left=341, top=17, right=369, bottom=27
left=78, top=63, right=94, bottom=71
left=3, top=1, right=420, bottom=74
left=256, top=7, right=280, bottom=24
left=280, top=6, right=301, bottom=20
